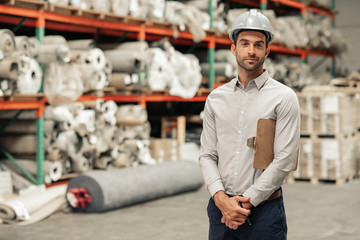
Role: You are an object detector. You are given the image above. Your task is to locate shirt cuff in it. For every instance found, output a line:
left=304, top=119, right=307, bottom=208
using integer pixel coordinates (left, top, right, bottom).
left=208, top=181, right=225, bottom=197
left=242, top=186, right=264, bottom=207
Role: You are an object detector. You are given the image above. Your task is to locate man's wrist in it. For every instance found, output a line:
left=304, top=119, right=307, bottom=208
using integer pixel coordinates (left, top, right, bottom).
left=213, top=190, right=228, bottom=208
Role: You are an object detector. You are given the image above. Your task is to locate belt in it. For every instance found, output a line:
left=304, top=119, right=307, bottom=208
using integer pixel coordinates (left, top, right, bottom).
left=258, top=188, right=282, bottom=206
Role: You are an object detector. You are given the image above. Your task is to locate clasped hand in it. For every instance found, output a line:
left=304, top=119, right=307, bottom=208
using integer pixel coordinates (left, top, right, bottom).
left=214, top=192, right=252, bottom=230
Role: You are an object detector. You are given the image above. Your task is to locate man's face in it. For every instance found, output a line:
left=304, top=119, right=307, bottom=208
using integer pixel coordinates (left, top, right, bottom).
left=231, top=31, right=270, bottom=72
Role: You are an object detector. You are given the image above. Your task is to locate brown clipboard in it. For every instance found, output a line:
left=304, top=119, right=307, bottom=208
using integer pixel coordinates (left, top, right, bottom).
left=247, top=118, right=298, bottom=170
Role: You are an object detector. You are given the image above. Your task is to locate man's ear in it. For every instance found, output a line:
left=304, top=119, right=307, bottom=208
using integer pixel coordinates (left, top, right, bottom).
left=265, top=46, right=270, bottom=58
left=231, top=43, right=236, bottom=56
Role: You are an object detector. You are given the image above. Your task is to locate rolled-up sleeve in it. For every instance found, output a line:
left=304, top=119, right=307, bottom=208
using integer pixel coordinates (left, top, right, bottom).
left=199, top=97, right=225, bottom=197
left=243, top=90, right=300, bottom=206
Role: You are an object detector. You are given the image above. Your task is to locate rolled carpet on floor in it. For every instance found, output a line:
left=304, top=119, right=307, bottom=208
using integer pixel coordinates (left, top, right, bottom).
left=66, top=161, right=204, bottom=213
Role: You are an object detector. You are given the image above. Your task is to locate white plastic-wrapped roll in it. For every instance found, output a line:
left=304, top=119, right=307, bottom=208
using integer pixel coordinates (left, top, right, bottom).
left=73, top=109, right=96, bottom=133
left=145, top=48, right=172, bottom=91
left=108, top=73, right=132, bottom=89
left=0, top=29, right=16, bottom=57
left=16, top=56, right=42, bottom=94
left=15, top=36, right=31, bottom=57
left=0, top=58, right=19, bottom=80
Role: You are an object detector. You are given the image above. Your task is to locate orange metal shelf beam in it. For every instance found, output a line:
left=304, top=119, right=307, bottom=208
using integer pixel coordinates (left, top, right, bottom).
left=79, top=94, right=208, bottom=102
left=0, top=101, right=45, bottom=117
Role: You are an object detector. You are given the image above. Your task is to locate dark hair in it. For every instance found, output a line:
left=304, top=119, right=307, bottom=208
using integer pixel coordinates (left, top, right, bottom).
left=233, top=29, right=269, bottom=48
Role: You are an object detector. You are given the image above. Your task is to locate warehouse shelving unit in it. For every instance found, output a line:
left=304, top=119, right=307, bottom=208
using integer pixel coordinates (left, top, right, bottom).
left=0, top=0, right=337, bottom=183
left=0, top=94, right=45, bottom=185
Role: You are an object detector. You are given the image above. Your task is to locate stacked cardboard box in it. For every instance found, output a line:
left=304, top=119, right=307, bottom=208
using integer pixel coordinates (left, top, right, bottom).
left=294, top=88, right=359, bottom=183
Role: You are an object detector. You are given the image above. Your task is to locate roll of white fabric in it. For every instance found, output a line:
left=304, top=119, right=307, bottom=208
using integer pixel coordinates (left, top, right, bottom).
left=16, top=56, right=42, bottom=94
left=111, top=0, right=129, bottom=15
left=47, top=0, right=70, bottom=5
left=0, top=184, right=66, bottom=224
left=0, top=58, right=19, bottom=80
left=145, top=48, right=173, bottom=91
left=92, top=0, right=111, bottom=12
left=67, top=39, right=95, bottom=50
left=86, top=70, right=108, bottom=90
left=0, top=159, right=63, bottom=184
left=28, top=37, right=40, bottom=58
left=200, top=62, right=234, bottom=78
left=108, top=73, right=132, bottom=89
left=43, top=35, right=67, bottom=45
left=101, top=100, right=118, bottom=126
left=0, top=29, right=16, bottom=57
left=37, top=43, right=71, bottom=64
left=43, top=62, right=84, bottom=104
left=14, top=36, right=31, bottom=57
left=104, top=49, right=143, bottom=73
left=116, top=104, right=148, bottom=124
left=70, top=0, right=92, bottom=10
left=71, top=155, right=90, bottom=173
left=169, top=52, right=202, bottom=99
left=73, top=109, right=96, bottom=134
left=117, top=41, right=149, bottom=52
left=74, top=48, right=106, bottom=71
left=93, top=156, right=113, bottom=170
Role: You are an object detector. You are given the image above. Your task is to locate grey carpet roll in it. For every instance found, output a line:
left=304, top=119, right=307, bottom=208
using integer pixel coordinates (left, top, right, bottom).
left=67, top=161, right=204, bottom=212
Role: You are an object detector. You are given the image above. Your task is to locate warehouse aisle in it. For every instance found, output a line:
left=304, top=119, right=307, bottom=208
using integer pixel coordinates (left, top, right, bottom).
left=0, top=180, right=359, bottom=240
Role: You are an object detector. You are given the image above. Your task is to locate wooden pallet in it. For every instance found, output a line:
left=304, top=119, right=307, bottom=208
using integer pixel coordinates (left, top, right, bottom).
left=0, top=93, right=45, bottom=102
left=0, top=0, right=47, bottom=10
left=287, top=175, right=357, bottom=185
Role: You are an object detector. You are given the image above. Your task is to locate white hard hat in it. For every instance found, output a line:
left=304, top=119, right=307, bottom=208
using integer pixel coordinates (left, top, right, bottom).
left=229, top=9, right=274, bottom=44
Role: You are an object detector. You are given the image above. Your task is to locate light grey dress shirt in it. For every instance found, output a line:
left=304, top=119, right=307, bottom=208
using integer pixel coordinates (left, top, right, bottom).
left=199, top=70, right=300, bottom=207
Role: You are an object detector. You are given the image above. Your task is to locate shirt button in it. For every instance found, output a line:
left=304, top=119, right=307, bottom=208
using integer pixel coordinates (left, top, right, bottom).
left=234, top=173, right=238, bottom=176
left=239, top=130, right=242, bottom=134
left=240, top=111, right=244, bottom=114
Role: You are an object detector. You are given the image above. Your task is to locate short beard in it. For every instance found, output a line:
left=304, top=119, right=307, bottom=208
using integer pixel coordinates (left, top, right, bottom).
left=237, top=56, right=265, bottom=72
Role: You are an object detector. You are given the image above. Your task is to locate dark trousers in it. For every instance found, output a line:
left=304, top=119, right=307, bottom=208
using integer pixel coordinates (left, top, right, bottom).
left=207, top=196, right=287, bottom=240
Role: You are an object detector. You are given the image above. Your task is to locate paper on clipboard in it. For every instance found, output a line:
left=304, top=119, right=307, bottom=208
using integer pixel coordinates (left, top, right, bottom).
left=247, top=118, right=298, bottom=170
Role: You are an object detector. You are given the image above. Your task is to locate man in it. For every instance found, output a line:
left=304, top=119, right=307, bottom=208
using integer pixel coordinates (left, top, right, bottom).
left=199, top=9, right=300, bottom=240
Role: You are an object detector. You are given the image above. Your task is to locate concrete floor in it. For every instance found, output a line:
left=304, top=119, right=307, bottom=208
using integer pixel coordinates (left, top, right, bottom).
left=0, top=180, right=359, bottom=240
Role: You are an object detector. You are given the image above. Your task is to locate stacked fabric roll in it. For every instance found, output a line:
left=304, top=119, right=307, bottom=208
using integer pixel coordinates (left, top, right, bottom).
left=0, top=184, right=66, bottom=225
left=43, top=100, right=155, bottom=174
left=0, top=29, right=42, bottom=95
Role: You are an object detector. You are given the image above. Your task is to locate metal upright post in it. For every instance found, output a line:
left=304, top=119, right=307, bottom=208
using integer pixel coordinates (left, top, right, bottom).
left=260, top=0, right=267, bottom=10
left=208, top=0, right=215, bottom=89
left=35, top=10, right=45, bottom=185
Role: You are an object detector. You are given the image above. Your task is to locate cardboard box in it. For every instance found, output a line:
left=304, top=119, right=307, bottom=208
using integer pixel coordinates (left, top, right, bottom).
left=150, top=138, right=180, bottom=163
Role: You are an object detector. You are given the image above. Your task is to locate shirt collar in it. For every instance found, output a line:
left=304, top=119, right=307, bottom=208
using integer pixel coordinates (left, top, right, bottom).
left=233, top=70, right=270, bottom=91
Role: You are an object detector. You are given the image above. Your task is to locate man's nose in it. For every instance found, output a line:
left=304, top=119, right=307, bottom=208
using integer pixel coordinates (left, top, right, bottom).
left=248, top=45, right=255, bottom=55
